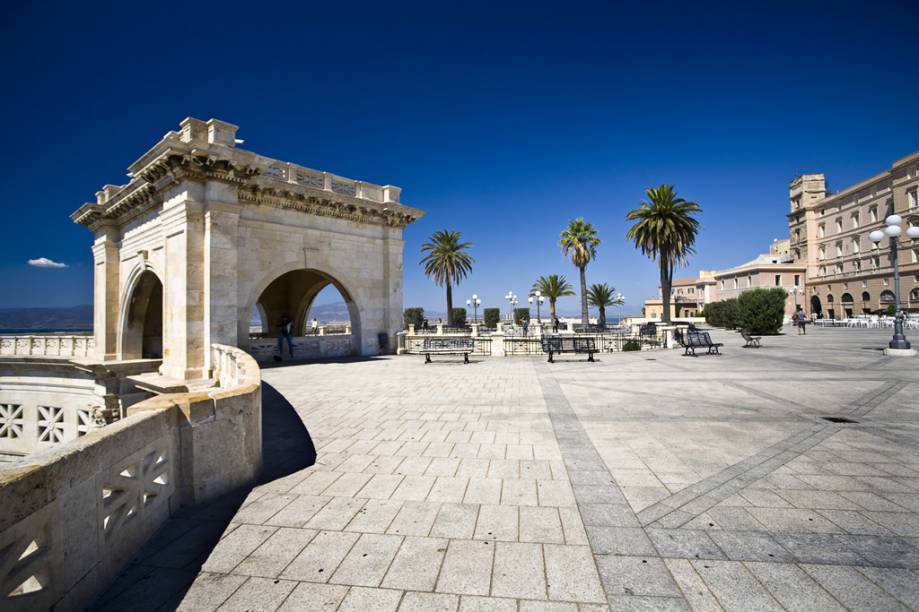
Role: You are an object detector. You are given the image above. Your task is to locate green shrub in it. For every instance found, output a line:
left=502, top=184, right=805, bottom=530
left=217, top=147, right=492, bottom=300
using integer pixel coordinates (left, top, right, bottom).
left=450, top=308, right=467, bottom=326
left=403, top=307, right=424, bottom=330
left=483, top=307, right=500, bottom=328
left=736, top=288, right=787, bottom=335
left=622, top=339, right=641, bottom=351
left=703, top=298, right=739, bottom=329
left=886, top=304, right=896, bottom=316
left=513, top=308, right=531, bottom=325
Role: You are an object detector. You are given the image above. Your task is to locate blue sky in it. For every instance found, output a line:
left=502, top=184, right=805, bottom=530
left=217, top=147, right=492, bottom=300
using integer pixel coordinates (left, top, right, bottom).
left=2, top=1, right=918, bottom=315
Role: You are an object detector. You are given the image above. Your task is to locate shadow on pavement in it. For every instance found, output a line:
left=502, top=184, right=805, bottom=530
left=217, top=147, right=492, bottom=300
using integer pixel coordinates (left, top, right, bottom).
left=90, top=381, right=315, bottom=611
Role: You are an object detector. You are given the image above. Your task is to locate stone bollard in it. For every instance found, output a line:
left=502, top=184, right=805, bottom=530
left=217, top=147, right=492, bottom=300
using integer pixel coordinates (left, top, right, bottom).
left=471, top=324, right=479, bottom=337
left=408, top=324, right=416, bottom=334
left=436, top=323, right=444, bottom=335
left=491, top=333, right=505, bottom=356
left=319, top=326, right=325, bottom=336
left=496, top=322, right=504, bottom=333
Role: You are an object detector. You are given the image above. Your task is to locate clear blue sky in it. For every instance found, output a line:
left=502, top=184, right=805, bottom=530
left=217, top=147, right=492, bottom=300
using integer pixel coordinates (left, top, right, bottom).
left=2, top=1, right=918, bottom=315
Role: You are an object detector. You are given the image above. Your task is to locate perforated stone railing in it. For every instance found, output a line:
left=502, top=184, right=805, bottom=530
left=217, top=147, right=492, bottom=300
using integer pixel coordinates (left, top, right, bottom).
left=257, top=159, right=399, bottom=204
left=0, top=344, right=261, bottom=611
left=0, top=335, right=95, bottom=357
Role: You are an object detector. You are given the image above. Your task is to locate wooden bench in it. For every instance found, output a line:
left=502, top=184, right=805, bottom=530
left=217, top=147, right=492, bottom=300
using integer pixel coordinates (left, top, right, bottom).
left=420, top=337, right=475, bottom=363
left=741, top=330, right=762, bottom=348
left=683, top=331, right=723, bottom=356
left=541, top=336, right=598, bottom=363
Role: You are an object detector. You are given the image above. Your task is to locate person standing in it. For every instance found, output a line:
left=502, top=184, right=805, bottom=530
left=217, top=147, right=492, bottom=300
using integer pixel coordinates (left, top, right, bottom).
left=552, top=316, right=560, bottom=333
left=795, top=307, right=807, bottom=335
left=277, top=314, right=294, bottom=359
left=523, top=318, right=529, bottom=336
left=311, top=317, right=319, bottom=334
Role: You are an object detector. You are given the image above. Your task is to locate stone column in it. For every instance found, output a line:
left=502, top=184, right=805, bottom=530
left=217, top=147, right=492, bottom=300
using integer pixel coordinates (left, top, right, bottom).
left=91, top=224, right=120, bottom=360
left=203, top=189, right=240, bottom=374
left=160, top=181, right=207, bottom=380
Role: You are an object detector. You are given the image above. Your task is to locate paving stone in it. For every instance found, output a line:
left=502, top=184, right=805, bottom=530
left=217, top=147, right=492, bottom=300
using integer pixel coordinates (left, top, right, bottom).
left=707, top=530, right=795, bottom=562
left=277, top=582, right=349, bottom=611
left=346, top=499, right=403, bottom=533
left=856, top=566, right=919, bottom=609
left=233, top=527, right=316, bottom=577
left=689, top=559, right=783, bottom=611
left=519, top=506, right=565, bottom=543
left=388, top=501, right=441, bottom=536
left=502, top=478, right=539, bottom=506
left=431, top=503, right=480, bottom=539
left=543, top=544, right=606, bottom=603
left=399, top=592, right=460, bottom=611
left=537, top=480, right=576, bottom=507
left=586, top=525, right=656, bottom=556
left=475, top=504, right=519, bottom=541
left=578, top=503, right=639, bottom=527
left=383, top=536, right=449, bottom=591
left=216, top=577, right=296, bottom=612
left=519, top=601, right=578, bottom=612
left=457, top=595, right=517, bottom=611
left=801, top=564, right=908, bottom=611
left=172, top=572, right=247, bottom=611
left=393, top=475, right=438, bottom=501
left=331, top=533, right=404, bottom=587
left=280, top=530, right=360, bottom=582
left=662, top=559, right=722, bottom=612
left=595, top=556, right=681, bottom=597
left=305, top=496, right=366, bottom=530
left=337, top=586, right=403, bottom=612
left=437, top=539, right=494, bottom=596
left=359, top=474, right=406, bottom=499
left=264, top=495, right=331, bottom=527
left=646, top=529, right=725, bottom=560
left=743, top=562, right=845, bottom=611
left=464, top=478, right=503, bottom=504
left=572, top=484, right=626, bottom=505
left=202, top=524, right=277, bottom=573
left=492, top=542, right=547, bottom=600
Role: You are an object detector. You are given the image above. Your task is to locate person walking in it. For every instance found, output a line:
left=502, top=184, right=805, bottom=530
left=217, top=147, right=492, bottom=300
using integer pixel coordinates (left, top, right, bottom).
left=795, top=307, right=807, bottom=335
left=522, top=318, right=529, bottom=336
left=311, top=317, right=319, bottom=334
left=276, top=314, right=294, bottom=360
left=552, top=316, right=560, bottom=333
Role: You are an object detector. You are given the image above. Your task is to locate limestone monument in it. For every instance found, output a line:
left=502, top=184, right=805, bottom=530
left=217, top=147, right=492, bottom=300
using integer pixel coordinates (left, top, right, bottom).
left=71, top=118, right=423, bottom=380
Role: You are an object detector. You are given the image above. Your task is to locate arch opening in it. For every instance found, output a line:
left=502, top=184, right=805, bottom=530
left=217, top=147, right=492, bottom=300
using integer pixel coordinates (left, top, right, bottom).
left=248, top=268, right=360, bottom=361
left=810, top=295, right=822, bottom=318
left=122, top=270, right=163, bottom=359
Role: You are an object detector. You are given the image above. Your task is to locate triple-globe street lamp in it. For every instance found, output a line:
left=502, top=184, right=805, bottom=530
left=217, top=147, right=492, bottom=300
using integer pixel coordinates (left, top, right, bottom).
left=869, top=214, right=919, bottom=352
left=466, top=294, right=482, bottom=324
left=528, top=291, right=545, bottom=323
left=505, top=292, right=519, bottom=324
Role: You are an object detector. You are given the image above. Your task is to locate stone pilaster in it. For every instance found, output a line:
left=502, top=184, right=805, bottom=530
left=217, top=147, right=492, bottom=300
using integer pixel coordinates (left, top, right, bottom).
left=160, top=181, right=207, bottom=380
left=203, top=185, right=240, bottom=374
left=91, top=224, right=120, bottom=360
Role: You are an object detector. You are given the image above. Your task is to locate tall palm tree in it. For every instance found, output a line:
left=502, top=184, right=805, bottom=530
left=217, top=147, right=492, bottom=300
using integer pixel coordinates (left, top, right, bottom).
left=587, top=283, right=616, bottom=328
left=531, top=274, right=575, bottom=321
left=626, top=185, right=701, bottom=324
left=420, top=229, right=474, bottom=324
left=559, top=218, right=601, bottom=325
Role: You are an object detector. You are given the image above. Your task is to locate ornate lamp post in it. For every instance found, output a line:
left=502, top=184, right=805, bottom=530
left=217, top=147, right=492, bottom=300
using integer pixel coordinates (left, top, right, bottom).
left=869, top=215, right=919, bottom=354
left=528, top=291, right=545, bottom=323
left=505, top=292, right=518, bottom=323
left=614, top=292, right=625, bottom=326
left=466, top=294, right=482, bottom=323
left=788, top=286, right=802, bottom=312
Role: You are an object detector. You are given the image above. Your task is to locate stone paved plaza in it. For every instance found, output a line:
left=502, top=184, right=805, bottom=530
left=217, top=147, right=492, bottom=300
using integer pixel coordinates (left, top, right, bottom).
left=96, top=327, right=919, bottom=611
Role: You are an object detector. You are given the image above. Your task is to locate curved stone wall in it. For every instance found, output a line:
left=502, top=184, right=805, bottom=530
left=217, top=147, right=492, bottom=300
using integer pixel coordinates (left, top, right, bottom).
left=0, top=344, right=261, bottom=611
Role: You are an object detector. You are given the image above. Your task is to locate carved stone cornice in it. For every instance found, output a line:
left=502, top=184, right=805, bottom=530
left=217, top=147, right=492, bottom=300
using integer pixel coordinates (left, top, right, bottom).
left=237, top=186, right=418, bottom=228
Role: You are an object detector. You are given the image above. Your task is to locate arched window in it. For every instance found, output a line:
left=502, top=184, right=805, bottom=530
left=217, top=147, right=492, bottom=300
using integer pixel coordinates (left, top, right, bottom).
left=880, top=290, right=896, bottom=303
left=910, top=288, right=919, bottom=301
left=861, top=291, right=871, bottom=302
left=826, top=294, right=834, bottom=304
left=841, top=293, right=854, bottom=304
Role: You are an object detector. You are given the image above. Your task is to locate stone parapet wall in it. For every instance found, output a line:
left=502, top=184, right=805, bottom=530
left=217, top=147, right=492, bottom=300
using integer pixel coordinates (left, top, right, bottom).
left=248, top=333, right=353, bottom=362
left=0, top=344, right=261, bottom=612
left=0, top=335, right=95, bottom=358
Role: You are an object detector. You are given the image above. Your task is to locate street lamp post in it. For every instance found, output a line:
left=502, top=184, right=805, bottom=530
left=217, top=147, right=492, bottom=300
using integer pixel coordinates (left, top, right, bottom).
left=466, top=294, right=481, bottom=324
left=528, top=291, right=545, bottom=324
left=614, top=293, right=625, bottom=327
left=788, top=286, right=801, bottom=312
left=505, top=292, right=518, bottom=324
left=869, top=215, right=919, bottom=354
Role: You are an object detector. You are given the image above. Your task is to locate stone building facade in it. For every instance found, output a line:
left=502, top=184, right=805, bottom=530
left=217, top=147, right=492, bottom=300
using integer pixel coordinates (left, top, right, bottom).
left=788, top=151, right=919, bottom=319
left=72, top=118, right=423, bottom=380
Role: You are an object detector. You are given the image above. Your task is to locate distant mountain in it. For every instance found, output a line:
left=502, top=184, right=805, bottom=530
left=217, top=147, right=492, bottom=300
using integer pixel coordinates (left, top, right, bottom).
left=250, top=301, right=354, bottom=326
left=0, top=305, right=93, bottom=331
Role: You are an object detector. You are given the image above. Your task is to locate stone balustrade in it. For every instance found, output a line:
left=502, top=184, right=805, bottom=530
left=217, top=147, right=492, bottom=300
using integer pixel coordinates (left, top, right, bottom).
left=0, top=335, right=95, bottom=358
left=0, top=344, right=261, bottom=611
left=258, top=159, right=400, bottom=204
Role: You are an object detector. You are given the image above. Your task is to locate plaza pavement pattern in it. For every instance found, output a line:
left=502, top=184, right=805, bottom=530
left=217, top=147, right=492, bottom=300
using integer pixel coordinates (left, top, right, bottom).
left=96, top=327, right=919, bottom=611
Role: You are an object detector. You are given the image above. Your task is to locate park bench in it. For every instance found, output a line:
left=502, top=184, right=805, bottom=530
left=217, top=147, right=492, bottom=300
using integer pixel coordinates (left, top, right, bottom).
left=541, top=336, right=598, bottom=363
left=683, top=331, right=723, bottom=356
left=741, top=330, right=762, bottom=348
left=420, top=337, right=475, bottom=364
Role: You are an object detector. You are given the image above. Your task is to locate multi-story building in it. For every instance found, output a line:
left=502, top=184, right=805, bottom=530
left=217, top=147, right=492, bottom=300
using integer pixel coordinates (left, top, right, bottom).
left=642, top=240, right=805, bottom=320
left=788, top=150, right=919, bottom=319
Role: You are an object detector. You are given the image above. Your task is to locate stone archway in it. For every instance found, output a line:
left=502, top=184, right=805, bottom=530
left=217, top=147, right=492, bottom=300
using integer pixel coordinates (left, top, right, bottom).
left=120, top=270, right=163, bottom=359
left=246, top=268, right=361, bottom=361
left=810, top=295, right=822, bottom=318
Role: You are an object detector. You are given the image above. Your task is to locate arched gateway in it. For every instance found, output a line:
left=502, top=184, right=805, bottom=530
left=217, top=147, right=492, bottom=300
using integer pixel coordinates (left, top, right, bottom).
left=72, top=118, right=423, bottom=380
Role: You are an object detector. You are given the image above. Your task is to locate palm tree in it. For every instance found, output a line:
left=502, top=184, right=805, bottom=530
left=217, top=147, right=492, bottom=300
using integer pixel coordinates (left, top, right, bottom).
left=559, top=218, right=601, bottom=325
left=420, top=229, right=474, bottom=324
left=626, top=185, right=701, bottom=324
left=531, top=274, right=575, bottom=322
left=587, top=283, right=616, bottom=328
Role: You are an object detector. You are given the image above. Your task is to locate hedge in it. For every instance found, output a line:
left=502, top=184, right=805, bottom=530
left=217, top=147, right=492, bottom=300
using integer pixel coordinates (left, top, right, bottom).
left=403, top=307, right=424, bottom=330
left=483, top=307, right=500, bottom=328
left=513, top=308, right=531, bottom=325
left=450, top=308, right=467, bottom=326
left=704, top=288, right=787, bottom=335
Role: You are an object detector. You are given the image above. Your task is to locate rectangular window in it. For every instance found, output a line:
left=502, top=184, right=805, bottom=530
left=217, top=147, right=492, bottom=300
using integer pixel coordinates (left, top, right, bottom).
left=851, top=212, right=859, bottom=228
left=774, top=274, right=781, bottom=286
left=794, top=274, right=800, bottom=286
left=852, top=238, right=859, bottom=253
left=909, top=188, right=918, bottom=210
left=818, top=224, right=826, bottom=238
left=870, top=207, right=878, bottom=223
left=836, top=219, right=843, bottom=233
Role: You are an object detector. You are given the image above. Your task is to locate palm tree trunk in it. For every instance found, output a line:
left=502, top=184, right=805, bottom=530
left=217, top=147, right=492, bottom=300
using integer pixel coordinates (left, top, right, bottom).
left=446, top=282, right=453, bottom=324
left=579, top=266, right=588, bottom=325
left=549, top=299, right=557, bottom=321
left=599, top=306, right=606, bottom=328
left=660, top=254, right=671, bottom=324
